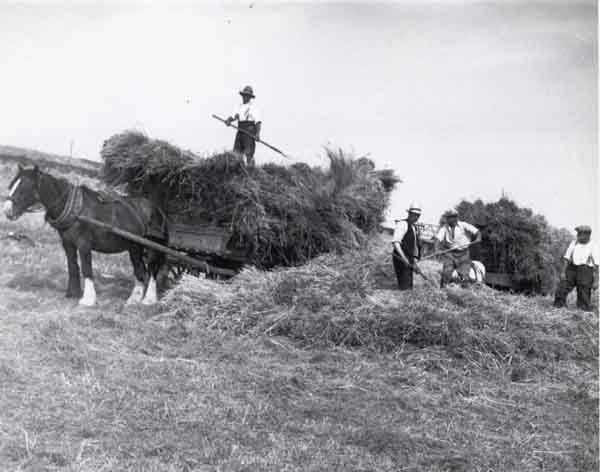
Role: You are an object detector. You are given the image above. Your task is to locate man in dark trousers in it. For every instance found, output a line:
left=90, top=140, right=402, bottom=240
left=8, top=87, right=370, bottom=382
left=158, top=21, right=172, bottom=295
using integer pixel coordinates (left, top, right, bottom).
left=392, top=204, right=423, bottom=290
left=225, top=85, right=262, bottom=167
left=554, top=225, right=598, bottom=311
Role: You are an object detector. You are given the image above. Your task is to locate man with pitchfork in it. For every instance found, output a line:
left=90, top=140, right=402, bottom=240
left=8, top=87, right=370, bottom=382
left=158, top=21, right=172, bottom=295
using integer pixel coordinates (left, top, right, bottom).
left=225, top=85, right=262, bottom=168
left=392, top=204, right=424, bottom=290
left=435, top=208, right=482, bottom=288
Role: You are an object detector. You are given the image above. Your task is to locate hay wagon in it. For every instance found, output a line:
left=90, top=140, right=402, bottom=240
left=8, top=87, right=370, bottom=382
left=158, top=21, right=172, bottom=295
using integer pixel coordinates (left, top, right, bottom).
left=78, top=208, right=246, bottom=279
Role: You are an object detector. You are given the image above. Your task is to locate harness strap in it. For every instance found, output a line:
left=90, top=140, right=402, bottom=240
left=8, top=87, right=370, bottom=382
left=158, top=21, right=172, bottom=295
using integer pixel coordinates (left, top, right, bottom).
left=46, top=186, right=83, bottom=230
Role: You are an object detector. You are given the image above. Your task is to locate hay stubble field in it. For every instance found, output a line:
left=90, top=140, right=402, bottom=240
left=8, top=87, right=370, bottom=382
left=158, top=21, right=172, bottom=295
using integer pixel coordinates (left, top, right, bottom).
left=0, top=159, right=597, bottom=471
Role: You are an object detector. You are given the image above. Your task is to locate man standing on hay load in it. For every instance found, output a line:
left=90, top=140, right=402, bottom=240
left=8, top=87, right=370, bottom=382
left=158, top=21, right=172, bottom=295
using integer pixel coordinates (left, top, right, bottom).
left=554, top=225, right=599, bottom=311
left=225, top=85, right=261, bottom=167
left=435, top=208, right=482, bottom=288
left=392, top=204, right=424, bottom=290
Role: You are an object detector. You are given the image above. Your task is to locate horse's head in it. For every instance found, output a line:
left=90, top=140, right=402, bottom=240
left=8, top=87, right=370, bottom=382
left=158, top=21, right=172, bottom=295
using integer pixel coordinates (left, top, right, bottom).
left=3, top=164, right=41, bottom=220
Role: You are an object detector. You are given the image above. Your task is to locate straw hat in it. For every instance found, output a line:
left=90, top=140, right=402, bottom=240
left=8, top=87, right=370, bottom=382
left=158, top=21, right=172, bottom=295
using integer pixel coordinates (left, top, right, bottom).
left=406, top=203, right=422, bottom=215
left=239, top=85, right=255, bottom=98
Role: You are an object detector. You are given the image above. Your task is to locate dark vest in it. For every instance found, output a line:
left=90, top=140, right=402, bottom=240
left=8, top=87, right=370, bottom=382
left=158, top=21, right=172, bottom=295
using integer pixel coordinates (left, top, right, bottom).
left=398, top=220, right=421, bottom=259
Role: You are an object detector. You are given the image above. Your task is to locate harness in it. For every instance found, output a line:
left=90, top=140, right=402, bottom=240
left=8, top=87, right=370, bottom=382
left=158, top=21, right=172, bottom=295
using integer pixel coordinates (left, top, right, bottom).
left=45, top=186, right=83, bottom=230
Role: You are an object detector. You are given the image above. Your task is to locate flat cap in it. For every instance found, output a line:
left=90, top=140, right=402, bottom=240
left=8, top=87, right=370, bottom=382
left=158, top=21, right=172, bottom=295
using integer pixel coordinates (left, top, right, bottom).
left=575, top=225, right=592, bottom=233
left=443, top=208, right=459, bottom=217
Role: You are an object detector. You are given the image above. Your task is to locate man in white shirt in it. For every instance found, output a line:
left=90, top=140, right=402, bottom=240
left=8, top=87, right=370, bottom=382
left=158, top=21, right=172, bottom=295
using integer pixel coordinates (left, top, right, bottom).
left=392, top=204, right=423, bottom=290
left=554, top=225, right=599, bottom=311
left=435, top=208, right=482, bottom=288
left=225, top=85, right=262, bottom=167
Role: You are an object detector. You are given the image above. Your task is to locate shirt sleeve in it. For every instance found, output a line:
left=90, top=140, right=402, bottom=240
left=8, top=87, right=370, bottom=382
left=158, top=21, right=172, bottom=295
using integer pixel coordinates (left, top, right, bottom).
left=392, top=221, right=408, bottom=243
left=435, top=226, right=446, bottom=243
left=252, top=104, right=261, bottom=123
left=563, top=241, right=575, bottom=260
left=461, top=221, right=479, bottom=236
left=592, top=244, right=600, bottom=266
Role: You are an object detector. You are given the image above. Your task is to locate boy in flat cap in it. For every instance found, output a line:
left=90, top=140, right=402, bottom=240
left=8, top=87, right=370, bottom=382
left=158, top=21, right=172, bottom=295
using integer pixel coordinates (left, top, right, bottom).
left=225, top=85, right=262, bottom=167
left=392, top=204, right=423, bottom=290
left=554, top=225, right=599, bottom=311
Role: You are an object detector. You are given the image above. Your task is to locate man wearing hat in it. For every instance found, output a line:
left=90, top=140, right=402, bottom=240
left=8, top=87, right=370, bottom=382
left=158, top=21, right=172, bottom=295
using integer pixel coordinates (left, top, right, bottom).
left=554, top=225, right=599, bottom=311
left=392, top=204, right=423, bottom=290
left=225, top=85, right=262, bottom=167
left=435, top=208, right=482, bottom=288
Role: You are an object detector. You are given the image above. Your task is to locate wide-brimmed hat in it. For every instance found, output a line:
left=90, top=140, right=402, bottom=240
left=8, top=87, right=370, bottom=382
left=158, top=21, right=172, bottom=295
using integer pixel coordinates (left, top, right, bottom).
left=239, top=85, right=255, bottom=98
left=575, top=225, right=592, bottom=233
left=443, top=208, right=459, bottom=218
left=406, top=204, right=422, bottom=215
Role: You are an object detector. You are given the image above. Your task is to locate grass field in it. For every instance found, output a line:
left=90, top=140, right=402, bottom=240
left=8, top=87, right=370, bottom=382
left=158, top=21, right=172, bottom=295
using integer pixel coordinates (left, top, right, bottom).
left=0, top=159, right=597, bottom=471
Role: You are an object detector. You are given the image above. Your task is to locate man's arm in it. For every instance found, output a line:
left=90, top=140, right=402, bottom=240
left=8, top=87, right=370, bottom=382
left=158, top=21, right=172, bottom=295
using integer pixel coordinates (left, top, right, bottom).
left=559, top=258, right=568, bottom=281
left=392, top=222, right=411, bottom=266
left=462, top=222, right=481, bottom=245
left=560, top=241, right=575, bottom=280
left=434, top=226, right=446, bottom=253
left=392, top=242, right=411, bottom=266
left=225, top=112, right=240, bottom=126
left=593, top=245, right=599, bottom=289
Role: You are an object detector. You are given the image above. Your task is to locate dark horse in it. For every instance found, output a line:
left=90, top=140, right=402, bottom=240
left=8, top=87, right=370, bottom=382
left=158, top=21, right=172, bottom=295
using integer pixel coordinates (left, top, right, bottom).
left=3, top=165, right=167, bottom=306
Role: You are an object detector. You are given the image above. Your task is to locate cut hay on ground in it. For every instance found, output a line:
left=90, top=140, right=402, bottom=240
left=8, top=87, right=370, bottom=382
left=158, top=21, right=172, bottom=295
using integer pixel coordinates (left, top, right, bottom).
left=100, top=131, right=400, bottom=268
left=162, top=239, right=598, bottom=370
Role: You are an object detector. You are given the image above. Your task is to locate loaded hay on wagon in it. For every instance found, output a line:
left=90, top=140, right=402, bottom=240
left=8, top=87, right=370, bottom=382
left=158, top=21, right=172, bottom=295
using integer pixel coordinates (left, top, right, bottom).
left=100, top=131, right=400, bottom=269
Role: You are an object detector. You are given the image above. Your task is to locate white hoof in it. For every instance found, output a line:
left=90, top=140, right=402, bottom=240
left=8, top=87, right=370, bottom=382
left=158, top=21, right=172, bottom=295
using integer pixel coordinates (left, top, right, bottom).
left=141, top=275, right=157, bottom=305
left=79, top=278, right=96, bottom=306
left=126, top=281, right=144, bottom=305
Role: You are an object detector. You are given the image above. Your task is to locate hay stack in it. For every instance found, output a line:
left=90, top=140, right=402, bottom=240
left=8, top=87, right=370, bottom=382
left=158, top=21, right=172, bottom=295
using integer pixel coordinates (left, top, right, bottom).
left=100, top=131, right=401, bottom=268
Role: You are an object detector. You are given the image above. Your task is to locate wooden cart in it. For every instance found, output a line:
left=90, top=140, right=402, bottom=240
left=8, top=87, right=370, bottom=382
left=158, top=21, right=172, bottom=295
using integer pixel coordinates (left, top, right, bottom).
left=77, top=209, right=247, bottom=279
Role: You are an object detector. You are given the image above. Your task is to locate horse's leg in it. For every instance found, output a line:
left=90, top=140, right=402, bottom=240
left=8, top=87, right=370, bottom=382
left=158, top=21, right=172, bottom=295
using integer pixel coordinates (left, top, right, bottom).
left=126, top=245, right=146, bottom=305
left=78, top=244, right=96, bottom=306
left=62, top=241, right=82, bottom=298
left=141, top=249, right=163, bottom=305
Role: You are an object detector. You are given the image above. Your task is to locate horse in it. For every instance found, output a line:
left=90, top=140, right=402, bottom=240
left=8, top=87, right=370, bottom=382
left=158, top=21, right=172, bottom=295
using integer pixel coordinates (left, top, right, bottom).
left=451, top=260, right=486, bottom=284
left=3, top=165, right=167, bottom=306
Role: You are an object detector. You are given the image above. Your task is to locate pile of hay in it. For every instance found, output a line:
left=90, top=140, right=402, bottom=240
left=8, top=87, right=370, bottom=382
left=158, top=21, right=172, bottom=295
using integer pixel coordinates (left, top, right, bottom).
left=100, top=131, right=400, bottom=268
left=161, top=239, right=598, bottom=366
left=455, top=198, right=574, bottom=294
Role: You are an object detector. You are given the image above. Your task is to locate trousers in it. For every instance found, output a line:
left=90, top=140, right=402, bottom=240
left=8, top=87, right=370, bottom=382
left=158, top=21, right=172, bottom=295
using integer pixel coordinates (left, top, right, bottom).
left=392, top=252, right=414, bottom=290
left=234, top=121, right=257, bottom=167
left=554, top=263, right=594, bottom=311
left=440, top=249, right=471, bottom=287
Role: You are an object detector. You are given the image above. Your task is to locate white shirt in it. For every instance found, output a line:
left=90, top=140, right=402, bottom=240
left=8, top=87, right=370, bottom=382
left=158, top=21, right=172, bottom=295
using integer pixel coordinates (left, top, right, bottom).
left=435, top=221, right=478, bottom=249
left=392, top=220, right=418, bottom=255
left=233, top=101, right=261, bottom=123
left=563, top=241, right=599, bottom=267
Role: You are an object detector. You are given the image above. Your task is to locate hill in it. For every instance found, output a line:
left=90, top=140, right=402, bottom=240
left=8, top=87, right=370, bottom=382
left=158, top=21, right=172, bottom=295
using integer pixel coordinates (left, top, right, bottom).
left=0, top=145, right=101, bottom=179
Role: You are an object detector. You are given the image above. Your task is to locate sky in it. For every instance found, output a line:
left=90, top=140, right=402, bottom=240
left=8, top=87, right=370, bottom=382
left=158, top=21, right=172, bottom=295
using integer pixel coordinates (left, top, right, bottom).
left=0, top=0, right=597, bottom=233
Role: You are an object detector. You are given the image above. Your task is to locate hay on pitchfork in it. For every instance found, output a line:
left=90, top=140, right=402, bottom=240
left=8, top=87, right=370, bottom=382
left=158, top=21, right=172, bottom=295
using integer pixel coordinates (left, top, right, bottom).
left=100, top=131, right=401, bottom=268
